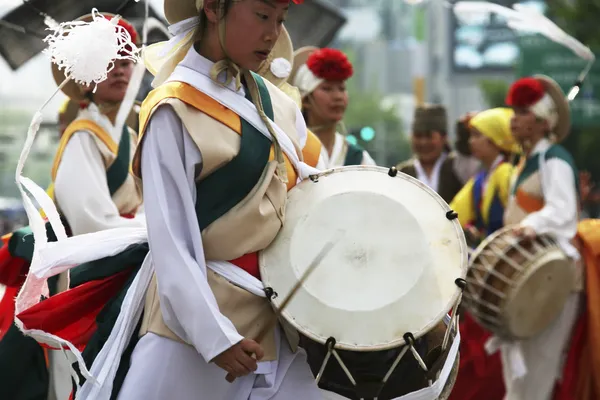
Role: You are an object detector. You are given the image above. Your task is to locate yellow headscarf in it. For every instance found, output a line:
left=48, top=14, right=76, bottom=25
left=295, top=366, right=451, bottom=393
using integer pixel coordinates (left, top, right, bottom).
left=469, top=107, right=519, bottom=154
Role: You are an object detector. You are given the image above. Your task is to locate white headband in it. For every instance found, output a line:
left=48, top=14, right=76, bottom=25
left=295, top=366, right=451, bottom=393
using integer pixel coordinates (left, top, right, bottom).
left=293, top=64, right=324, bottom=98
left=529, top=92, right=558, bottom=130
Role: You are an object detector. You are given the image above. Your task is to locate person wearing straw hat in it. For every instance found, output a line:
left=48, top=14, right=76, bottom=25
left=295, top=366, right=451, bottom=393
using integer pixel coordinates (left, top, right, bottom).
left=0, top=12, right=145, bottom=400
left=397, top=104, right=467, bottom=204
left=108, top=0, right=324, bottom=398
left=47, top=12, right=144, bottom=237
left=485, top=75, right=582, bottom=400
left=289, top=46, right=376, bottom=167
left=447, top=107, right=518, bottom=400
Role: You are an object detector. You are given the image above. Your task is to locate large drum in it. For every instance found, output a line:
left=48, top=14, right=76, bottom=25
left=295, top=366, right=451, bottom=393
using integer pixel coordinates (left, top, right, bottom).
left=260, top=166, right=467, bottom=399
left=463, top=225, right=577, bottom=340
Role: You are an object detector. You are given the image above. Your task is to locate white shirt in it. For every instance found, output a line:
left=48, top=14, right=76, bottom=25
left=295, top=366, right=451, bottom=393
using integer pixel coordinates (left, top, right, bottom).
left=414, top=152, right=449, bottom=193
left=319, top=132, right=376, bottom=168
left=53, top=103, right=145, bottom=236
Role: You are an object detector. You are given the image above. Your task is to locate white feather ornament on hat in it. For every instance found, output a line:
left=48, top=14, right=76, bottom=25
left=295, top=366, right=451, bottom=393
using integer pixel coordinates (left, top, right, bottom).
left=44, top=9, right=140, bottom=90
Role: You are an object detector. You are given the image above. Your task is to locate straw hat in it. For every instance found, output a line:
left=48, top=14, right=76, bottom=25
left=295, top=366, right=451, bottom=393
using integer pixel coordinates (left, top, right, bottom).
left=534, top=74, right=570, bottom=143
left=51, top=12, right=140, bottom=102
left=289, top=46, right=318, bottom=85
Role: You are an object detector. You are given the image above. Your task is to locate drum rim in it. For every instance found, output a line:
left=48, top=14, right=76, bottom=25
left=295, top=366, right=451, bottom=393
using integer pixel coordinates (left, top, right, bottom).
left=260, top=165, right=469, bottom=350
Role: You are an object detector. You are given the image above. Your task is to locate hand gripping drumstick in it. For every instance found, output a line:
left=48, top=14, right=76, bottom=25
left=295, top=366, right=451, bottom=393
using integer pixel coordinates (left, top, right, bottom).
left=225, top=239, right=338, bottom=382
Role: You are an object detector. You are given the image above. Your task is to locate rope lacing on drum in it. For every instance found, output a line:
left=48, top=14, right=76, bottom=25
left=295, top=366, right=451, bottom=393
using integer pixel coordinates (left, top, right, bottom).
left=314, top=294, right=463, bottom=400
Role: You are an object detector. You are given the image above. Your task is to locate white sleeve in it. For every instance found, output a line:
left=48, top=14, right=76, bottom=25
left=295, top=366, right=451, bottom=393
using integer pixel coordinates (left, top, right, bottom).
left=54, top=132, right=144, bottom=236
left=294, top=105, right=308, bottom=148
left=521, top=157, right=578, bottom=242
left=141, top=105, right=244, bottom=362
left=361, top=151, right=377, bottom=166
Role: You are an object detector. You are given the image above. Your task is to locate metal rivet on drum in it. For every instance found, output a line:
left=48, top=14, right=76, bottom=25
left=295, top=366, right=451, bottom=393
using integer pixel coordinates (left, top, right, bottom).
left=454, top=278, right=467, bottom=290
left=446, top=210, right=459, bottom=220
left=325, top=337, right=337, bottom=350
left=264, top=287, right=278, bottom=300
left=388, top=166, right=398, bottom=177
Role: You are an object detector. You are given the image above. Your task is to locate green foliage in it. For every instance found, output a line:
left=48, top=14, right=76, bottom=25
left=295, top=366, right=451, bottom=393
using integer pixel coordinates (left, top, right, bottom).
left=546, top=0, right=600, bottom=50
left=344, top=80, right=411, bottom=165
left=563, top=127, right=600, bottom=182
left=478, top=79, right=510, bottom=108
left=341, top=47, right=411, bottom=165
left=539, top=1, right=600, bottom=180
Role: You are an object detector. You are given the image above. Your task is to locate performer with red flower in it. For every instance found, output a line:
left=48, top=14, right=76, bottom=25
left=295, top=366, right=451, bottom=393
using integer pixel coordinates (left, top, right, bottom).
left=290, top=47, right=376, bottom=167
left=487, top=74, right=582, bottom=400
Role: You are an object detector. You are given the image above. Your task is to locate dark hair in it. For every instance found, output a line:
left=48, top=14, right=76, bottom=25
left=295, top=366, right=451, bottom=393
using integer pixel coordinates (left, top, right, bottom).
left=196, top=0, right=236, bottom=38
left=84, top=90, right=94, bottom=104
left=199, top=0, right=236, bottom=20
left=455, top=119, right=471, bottom=156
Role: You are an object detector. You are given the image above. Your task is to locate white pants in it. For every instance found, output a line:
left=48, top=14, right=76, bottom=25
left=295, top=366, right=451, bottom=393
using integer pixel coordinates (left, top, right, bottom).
left=47, top=349, right=73, bottom=400
left=117, top=330, right=322, bottom=400
left=501, top=293, right=580, bottom=400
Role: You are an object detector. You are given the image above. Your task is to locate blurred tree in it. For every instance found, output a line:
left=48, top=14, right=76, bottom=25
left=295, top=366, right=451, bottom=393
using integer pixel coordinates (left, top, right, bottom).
left=546, top=0, right=600, bottom=50
left=538, top=1, right=600, bottom=182
left=478, top=79, right=510, bottom=108
left=341, top=47, right=411, bottom=165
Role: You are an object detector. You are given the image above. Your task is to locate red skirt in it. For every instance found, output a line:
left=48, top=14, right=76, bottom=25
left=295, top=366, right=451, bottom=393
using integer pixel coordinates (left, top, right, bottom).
left=448, top=312, right=505, bottom=400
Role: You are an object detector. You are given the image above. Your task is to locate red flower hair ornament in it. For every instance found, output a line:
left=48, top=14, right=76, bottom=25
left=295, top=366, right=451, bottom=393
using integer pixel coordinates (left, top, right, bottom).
left=506, top=77, right=546, bottom=108
left=306, top=48, right=354, bottom=82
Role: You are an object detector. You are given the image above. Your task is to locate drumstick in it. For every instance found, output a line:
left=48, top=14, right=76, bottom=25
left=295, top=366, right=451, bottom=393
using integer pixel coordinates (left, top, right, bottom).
left=225, top=239, right=338, bottom=382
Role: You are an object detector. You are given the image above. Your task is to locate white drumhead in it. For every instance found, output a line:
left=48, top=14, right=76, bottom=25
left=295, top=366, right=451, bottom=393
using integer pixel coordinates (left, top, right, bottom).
left=260, top=166, right=467, bottom=351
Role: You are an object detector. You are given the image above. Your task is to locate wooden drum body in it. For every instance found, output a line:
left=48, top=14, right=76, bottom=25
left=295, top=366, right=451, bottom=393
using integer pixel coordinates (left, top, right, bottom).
left=464, top=225, right=576, bottom=340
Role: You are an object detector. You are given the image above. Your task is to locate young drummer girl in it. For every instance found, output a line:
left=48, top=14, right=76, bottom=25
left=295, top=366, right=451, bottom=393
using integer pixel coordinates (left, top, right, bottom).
left=117, top=0, right=324, bottom=398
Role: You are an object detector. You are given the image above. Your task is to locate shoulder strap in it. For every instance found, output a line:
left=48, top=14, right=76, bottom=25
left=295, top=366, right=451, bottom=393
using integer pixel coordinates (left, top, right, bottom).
left=105, top=125, right=131, bottom=197
left=52, top=119, right=118, bottom=182
left=135, top=81, right=242, bottom=177
left=249, top=72, right=274, bottom=121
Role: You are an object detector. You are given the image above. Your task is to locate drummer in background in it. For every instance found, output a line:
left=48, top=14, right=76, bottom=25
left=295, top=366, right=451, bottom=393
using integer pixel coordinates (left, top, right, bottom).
left=447, top=107, right=519, bottom=400
left=450, top=108, right=518, bottom=247
left=289, top=47, right=376, bottom=167
left=397, top=104, right=476, bottom=204
left=494, top=75, right=581, bottom=400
